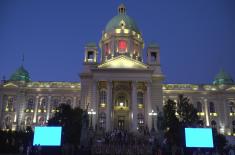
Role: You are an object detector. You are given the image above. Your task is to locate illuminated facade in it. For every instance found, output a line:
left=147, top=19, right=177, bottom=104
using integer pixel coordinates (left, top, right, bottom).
left=0, top=4, right=235, bottom=135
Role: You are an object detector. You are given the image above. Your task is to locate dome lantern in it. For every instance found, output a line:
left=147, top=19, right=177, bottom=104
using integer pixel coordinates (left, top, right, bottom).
left=118, top=4, right=126, bottom=14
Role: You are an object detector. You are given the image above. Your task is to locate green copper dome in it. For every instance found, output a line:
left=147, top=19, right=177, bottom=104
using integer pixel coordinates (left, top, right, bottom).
left=105, top=4, right=140, bottom=33
left=9, top=65, right=30, bottom=82
left=213, top=69, right=234, bottom=85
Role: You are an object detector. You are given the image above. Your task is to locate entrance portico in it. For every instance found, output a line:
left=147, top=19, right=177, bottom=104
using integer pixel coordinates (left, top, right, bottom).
left=89, top=75, right=156, bottom=132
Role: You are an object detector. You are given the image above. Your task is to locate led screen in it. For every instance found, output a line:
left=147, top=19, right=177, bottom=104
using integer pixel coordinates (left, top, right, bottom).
left=33, top=126, right=62, bottom=146
left=185, top=128, right=214, bottom=148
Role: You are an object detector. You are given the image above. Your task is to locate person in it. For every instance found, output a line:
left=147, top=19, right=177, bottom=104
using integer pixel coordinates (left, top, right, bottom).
left=19, top=144, right=24, bottom=154
left=38, top=144, right=42, bottom=155
left=26, top=145, right=31, bottom=155
left=229, top=147, right=235, bottom=155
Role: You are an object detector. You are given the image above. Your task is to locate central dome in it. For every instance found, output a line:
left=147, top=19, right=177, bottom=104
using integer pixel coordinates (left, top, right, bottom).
left=105, top=4, right=140, bottom=33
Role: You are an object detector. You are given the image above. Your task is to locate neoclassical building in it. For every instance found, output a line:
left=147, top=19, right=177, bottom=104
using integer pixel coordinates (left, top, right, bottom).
left=0, top=4, right=235, bottom=135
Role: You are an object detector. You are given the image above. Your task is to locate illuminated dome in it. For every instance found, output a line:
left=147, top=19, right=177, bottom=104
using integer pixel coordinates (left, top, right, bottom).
left=100, top=4, right=144, bottom=63
left=9, top=65, right=30, bottom=82
left=213, top=69, right=234, bottom=85
left=105, top=4, right=140, bottom=33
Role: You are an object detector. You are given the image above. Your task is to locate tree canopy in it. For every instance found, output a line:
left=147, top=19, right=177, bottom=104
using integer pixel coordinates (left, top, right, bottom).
left=161, top=95, right=199, bottom=146
left=177, top=94, right=199, bottom=126
left=47, top=104, right=83, bottom=145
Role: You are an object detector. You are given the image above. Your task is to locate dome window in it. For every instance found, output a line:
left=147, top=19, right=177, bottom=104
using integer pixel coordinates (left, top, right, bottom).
left=120, top=20, right=126, bottom=29
left=104, top=43, right=110, bottom=55
left=118, top=40, right=127, bottom=53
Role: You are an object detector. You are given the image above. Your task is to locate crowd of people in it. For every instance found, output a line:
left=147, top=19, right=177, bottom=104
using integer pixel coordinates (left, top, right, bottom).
left=1, top=129, right=235, bottom=155
left=89, top=129, right=235, bottom=155
left=0, top=130, right=31, bottom=154
left=90, top=129, right=161, bottom=155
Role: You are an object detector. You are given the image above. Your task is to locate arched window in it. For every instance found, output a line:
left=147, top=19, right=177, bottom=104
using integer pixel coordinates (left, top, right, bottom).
left=6, top=97, right=14, bottom=112
left=232, top=120, right=235, bottom=133
left=211, top=120, right=217, bottom=128
left=137, top=113, right=144, bottom=131
left=196, top=102, right=202, bottom=112
left=25, top=116, right=32, bottom=126
left=116, top=93, right=128, bottom=107
left=66, top=99, right=72, bottom=105
left=99, top=90, right=107, bottom=107
left=99, top=112, right=106, bottom=129
left=4, top=116, right=12, bottom=129
left=38, top=116, right=45, bottom=126
left=118, top=40, right=127, bottom=53
left=198, top=120, right=204, bottom=127
left=26, top=98, right=34, bottom=111
left=209, top=102, right=215, bottom=113
left=38, top=98, right=47, bottom=112
left=229, top=102, right=235, bottom=113
left=52, top=98, right=59, bottom=112
left=137, top=92, right=144, bottom=108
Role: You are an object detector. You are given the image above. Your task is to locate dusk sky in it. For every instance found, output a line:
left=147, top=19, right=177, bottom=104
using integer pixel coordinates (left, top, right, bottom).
left=0, top=0, right=235, bottom=84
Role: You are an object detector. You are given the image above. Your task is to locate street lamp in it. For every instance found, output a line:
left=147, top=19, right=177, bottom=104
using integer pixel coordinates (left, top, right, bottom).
left=149, top=109, right=157, bottom=132
left=88, top=109, right=96, bottom=130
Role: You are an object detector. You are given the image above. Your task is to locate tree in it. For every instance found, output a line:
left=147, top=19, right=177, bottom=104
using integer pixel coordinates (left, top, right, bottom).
left=48, top=104, right=83, bottom=145
left=162, top=99, right=180, bottom=145
left=177, top=94, right=199, bottom=127
left=161, top=95, right=199, bottom=146
left=162, top=99, right=179, bottom=130
left=212, top=129, right=227, bottom=154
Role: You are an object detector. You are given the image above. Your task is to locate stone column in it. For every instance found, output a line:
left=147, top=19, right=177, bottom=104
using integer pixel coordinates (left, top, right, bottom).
left=16, top=90, right=26, bottom=131
left=223, top=99, right=228, bottom=129
left=73, top=96, right=77, bottom=108
left=106, top=81, right=112, bottom=131
left=204, top=98, right=210, bottom=126
left=33, top=96, right=39, bottom=123
left=132, top=81, right=137, bottom=132
left=145, top=81, right=152, bottom=130
left=92, top=81, right=97, bottom=129
left=46, top=96, right=51, bottom=121
left=218, top=98, right=228, bottom=133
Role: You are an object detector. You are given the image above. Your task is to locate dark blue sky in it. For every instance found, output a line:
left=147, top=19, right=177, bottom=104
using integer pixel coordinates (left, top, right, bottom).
left=0, top=0, right=235, bottom=84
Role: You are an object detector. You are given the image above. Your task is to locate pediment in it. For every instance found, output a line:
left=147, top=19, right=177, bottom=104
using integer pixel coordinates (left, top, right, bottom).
left=226, top=86, right=235, bottom=91
left=98, top=55, right=148, bottom=69
left=3, top=82, right=18, bottom=88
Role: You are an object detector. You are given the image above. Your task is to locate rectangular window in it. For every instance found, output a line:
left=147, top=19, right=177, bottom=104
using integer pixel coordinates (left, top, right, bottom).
left=150, top=52, right=157, bottom=62
left=88, top=51, right=94, bottom=59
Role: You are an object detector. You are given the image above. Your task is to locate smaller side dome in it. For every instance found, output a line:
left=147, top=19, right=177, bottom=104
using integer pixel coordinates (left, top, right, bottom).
left=9, top=65, right=30, bottom=82
left=213, top=69, right=234, bottom=85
